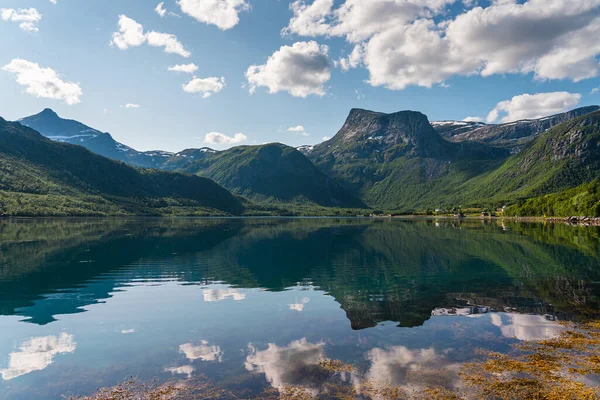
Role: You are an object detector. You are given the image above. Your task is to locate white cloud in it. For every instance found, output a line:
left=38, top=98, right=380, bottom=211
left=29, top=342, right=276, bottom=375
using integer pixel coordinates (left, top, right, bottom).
left=3, top=59, right=82, bottom=105
left=177, top=0, right=250, bottom=30
left=180, top=341, right=223, bottom=362
left=322, top=136, right=331, bottom=141
left=592, top=87, right=600, bottom=94
left=1, top=8, right=42, bottom=32
left=50, top=0, right=57, bottom=4
left=486, top=92, right=582, bottom=123
left=111, top=15, right=191, bottom=58
left=121, top=103, right=141, bottom=109
left=245, top=339, right=326, bottom=392
left=289, top=297, right=310, bottom=311
left=204, top=132, right=247, bottom=145
left=287, top=125, right=310, bottom=136
left=155, top=2, right=167, bottom=17
left=168, top=63, right=199, bottom=74
left=284, top=0, right=600, bottom=89
left=0, top=333, right=76, bottom=380
left=120, top=328, right=136, bottom=334
left=335, top=44, right=363, bottom=71
left=490, top=313, right=564, bottom=341
left=164, top=365, right=195, bottom=378
left=182, top=76, right=225, bottom=98
left=246, top=41, right=331, bottom=98
left=365, top=345, right=460, bottom=392
left=203, top=288, right=246, bottom=302
left=463, top=116, right=483, bottom=122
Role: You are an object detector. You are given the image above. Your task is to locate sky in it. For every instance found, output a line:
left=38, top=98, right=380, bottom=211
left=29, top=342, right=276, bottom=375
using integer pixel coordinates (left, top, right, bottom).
left=1, top=0, right=600, bottom=152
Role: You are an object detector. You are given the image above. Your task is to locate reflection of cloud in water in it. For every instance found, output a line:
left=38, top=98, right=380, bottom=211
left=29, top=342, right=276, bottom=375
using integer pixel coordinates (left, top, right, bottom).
left=364, top=346, right=460, bottom=392
left=491, top=313, right=564, bottom=341
left=165, top=365, right=195, bottom=378
left=180, top=341, right=223, bottom=362
left=245, top=339, right=329, bottom=392
left=289, top=297, right=310, bottom=312
left=0, top=333, right=76, bottom=380
left=203, top=288, right=245, bottom=302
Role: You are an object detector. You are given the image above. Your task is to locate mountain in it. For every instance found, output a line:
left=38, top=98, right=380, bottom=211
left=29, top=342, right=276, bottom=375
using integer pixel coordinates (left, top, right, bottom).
left=0, top=117, right=244, bottom=216
left=305, top=109, right=509, bottom=210
left=169, top=143, right=366, bottom=208
left=18, top=109, right=172, bottom=168
left=458, top=110, right=600, bottom=206
left=433, top=106, right=600, bottom=154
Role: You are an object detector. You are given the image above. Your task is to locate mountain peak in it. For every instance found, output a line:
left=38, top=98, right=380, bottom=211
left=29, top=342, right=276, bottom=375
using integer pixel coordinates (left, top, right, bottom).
left=39, top=108, right=59, bottom=118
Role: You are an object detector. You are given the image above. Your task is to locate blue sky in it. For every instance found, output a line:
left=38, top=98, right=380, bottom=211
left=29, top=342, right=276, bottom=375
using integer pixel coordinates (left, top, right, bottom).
left=1, top=0, right=599, bottom=152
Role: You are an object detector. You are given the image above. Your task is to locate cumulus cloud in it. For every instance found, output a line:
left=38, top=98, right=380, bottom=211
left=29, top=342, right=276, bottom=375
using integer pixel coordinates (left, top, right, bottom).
left=0, top=333, right=76, bottom=380
left=364, top=345, right=460, bottom=393
left=463, top=116, right=484, bottom=122
left=3, top=59, right=82, bottom=105
left=164, top=365, right=195, bottom=377
left=486, top=92, right=582, bottom=123
left=50, top=0, right=57, bottom=4
left=1, top=8, right=42, bottom=32
left=289, top=297, right=310, bottom=311
left=284, top=0, right=600, bottom=89
left=246, top=41, right=331, bottom=97
left=177, top=0, right=250, bottom=30
left=287, top=125, right=310, bottom=137
left=111, top=15, right=191, bottom=58
left=288, top=125, right=306, bottom=132
left=203, top=132, right=247, bottom=145
left=245, top=339, right=328, bottom=392
left=121, top=103, right=141, bottom=109
left=203, top=288, right=246, bottom=302
left=168, top=63, right=199, bottom=73
left=155, top=2, right=167, bottom=17
left=182, top=76, right=225, bottom=98
left=322, top=136, right=331, bottom=141
left=592, top=87, right=600, bottom=94
left=490, top=313, right=565, bottom=341
left=180, top=341, right=223, bottom=362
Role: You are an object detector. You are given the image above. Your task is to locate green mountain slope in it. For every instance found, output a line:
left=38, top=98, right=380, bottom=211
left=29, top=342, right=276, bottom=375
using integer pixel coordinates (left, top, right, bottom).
left=306, top=109, right=509, bottom=210
left=169, top=143, right=366, bottom=208
left=503, top=180, right=600, bottom=217
left=0, top=118, right=244, bottom=216
left=459, top=110, right=600, bottom=206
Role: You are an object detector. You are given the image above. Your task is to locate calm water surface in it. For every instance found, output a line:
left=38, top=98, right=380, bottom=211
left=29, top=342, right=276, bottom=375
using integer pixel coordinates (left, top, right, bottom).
left=0, top=218, right=599, bottom=399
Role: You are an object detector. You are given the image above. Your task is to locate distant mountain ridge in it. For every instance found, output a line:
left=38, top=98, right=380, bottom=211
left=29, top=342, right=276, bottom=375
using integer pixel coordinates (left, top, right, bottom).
left=0, top=117, right=244, bottom=216
left=432, top=106, right=600, bottom=153
left=19, top=109, right=177, bottom=168
left=13, top=105, right=600, bottom=215
left=168, top=143, right=366, bottom=208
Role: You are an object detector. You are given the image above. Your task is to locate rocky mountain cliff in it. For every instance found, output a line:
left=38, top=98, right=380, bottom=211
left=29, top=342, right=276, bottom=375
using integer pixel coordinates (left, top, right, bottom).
left=434, top=106, right=600, bottom=153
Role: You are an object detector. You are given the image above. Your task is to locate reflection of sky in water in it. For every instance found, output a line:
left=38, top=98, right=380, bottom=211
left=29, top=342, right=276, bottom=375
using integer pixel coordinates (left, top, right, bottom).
left=0, top=279, right=566, bottom=399
left=0, top=218, right=597, bottom=399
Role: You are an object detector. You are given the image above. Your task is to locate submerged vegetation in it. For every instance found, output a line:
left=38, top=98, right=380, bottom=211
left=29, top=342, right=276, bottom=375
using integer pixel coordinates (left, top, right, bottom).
left=71, top=320, right=600, bottom=400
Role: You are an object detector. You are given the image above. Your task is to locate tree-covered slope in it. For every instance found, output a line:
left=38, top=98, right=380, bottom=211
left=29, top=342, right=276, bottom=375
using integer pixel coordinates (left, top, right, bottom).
left=503, top=180, right=600, bottom=217
left=459, top=110, right=600, bottom=206
left=306, top=109, right=509, bottom=210
left=171, top=143, right=366, bottom=208
left=0, top=118, right=244, bottom=216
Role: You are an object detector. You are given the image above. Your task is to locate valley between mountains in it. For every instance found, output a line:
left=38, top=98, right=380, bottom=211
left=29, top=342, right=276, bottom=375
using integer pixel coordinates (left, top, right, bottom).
left=2, top=105, right=599, bottom=217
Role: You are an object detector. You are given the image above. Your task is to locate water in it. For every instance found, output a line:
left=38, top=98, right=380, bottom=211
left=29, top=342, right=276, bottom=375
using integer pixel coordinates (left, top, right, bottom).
left=0, top=218, right=599, bottom=399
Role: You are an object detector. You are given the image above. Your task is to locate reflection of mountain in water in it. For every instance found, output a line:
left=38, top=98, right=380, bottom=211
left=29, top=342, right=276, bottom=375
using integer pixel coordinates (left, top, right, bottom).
left=0, top=219, right=599, bottom=328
